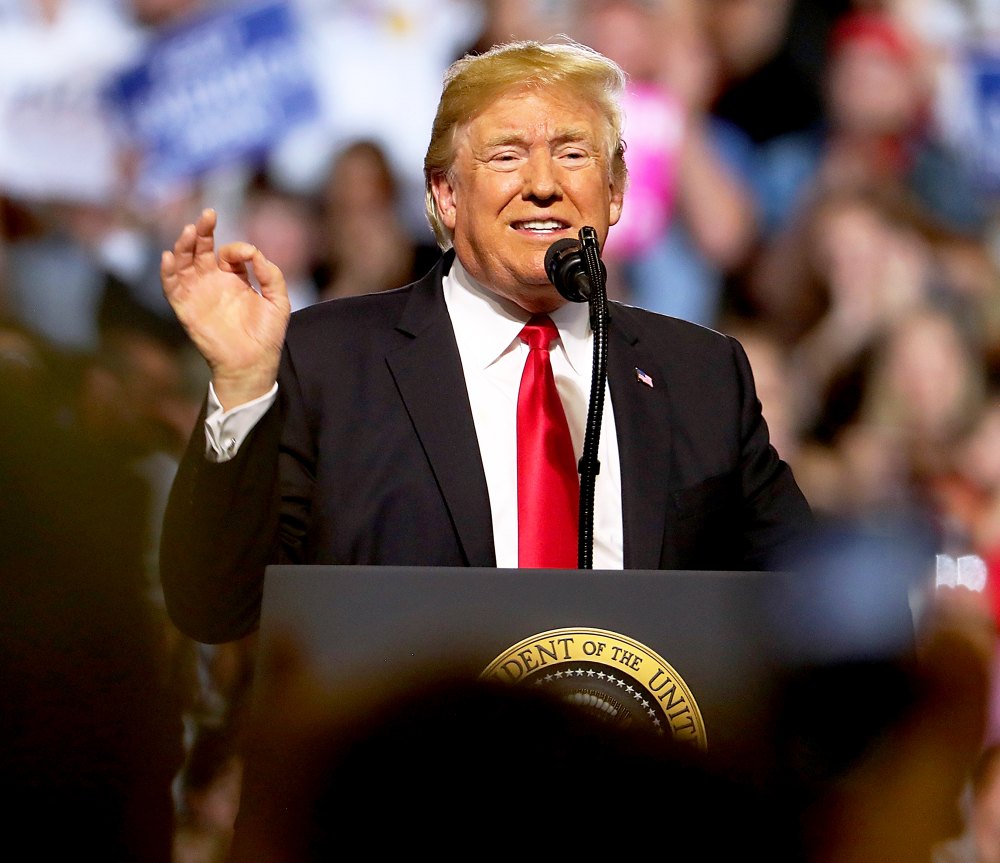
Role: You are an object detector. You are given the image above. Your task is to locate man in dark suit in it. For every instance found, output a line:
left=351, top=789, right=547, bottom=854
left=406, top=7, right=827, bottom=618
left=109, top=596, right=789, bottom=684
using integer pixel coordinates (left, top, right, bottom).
left=160, top=41, right=812, bottom=645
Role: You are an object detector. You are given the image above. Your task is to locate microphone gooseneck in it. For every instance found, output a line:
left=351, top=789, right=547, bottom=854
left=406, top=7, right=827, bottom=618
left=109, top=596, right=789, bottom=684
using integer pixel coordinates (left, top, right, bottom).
left=545, top=229, right=609, bottom=570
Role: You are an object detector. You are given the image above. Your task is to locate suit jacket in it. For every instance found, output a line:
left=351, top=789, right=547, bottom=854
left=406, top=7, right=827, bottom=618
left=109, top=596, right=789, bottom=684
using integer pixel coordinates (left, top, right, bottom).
left=161, top=253, right=812, bottom=643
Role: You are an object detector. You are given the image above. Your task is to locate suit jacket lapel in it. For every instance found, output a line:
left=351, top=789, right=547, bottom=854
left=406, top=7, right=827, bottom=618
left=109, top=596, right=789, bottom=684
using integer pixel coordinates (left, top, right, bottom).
left=607, top=307, right=674, bottom=570
left=386, top=255, right=497, bottom=567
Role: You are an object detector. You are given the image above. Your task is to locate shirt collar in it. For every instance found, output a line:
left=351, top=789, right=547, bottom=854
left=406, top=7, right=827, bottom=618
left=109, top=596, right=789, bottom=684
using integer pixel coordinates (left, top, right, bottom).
left=442, top=255, right=592, bottom=374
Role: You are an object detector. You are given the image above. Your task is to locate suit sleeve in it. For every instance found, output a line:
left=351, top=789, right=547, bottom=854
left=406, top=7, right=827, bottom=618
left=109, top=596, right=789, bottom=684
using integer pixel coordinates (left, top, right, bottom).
left=160, top=347, right=315, bottom=644
left=728, top=335, right=813, bottom=570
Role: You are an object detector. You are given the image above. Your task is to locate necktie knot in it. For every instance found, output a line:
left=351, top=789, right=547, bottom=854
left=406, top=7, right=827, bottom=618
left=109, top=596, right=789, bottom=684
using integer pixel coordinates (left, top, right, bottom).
left=520, top=315, right=559, bottom=352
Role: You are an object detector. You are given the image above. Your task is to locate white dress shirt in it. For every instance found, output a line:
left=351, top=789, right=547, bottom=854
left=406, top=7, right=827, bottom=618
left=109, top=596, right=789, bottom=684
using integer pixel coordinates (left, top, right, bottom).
left=443, top=258, right=623, bottom=569
left=204, top=256, right=625, bottom=568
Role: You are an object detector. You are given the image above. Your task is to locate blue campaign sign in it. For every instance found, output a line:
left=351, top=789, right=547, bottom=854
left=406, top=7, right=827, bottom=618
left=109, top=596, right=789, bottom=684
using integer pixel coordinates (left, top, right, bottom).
left=967, top=48, right=1000, bottom=193
left=107, top=1, right=318, bottom=189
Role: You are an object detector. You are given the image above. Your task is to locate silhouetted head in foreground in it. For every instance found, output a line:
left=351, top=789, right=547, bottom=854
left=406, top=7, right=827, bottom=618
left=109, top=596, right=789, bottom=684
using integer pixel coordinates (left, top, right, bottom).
left=238, top=675, right=808, bottom=861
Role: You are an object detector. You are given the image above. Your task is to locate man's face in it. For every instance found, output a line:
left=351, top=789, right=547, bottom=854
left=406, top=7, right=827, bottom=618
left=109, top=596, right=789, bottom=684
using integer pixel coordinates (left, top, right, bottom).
left=431, top=86, right=623, bottom=313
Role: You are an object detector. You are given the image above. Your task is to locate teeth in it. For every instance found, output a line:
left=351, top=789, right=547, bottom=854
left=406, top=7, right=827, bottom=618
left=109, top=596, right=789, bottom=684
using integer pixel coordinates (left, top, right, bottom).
left=516, top=220, right=565, bottom=231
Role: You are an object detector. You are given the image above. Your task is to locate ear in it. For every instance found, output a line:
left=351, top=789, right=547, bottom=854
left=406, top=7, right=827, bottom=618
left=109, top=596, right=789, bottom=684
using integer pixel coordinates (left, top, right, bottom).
left=608, top=181, right=624, bottom=227
left=431, top=171, right=458, bottom=231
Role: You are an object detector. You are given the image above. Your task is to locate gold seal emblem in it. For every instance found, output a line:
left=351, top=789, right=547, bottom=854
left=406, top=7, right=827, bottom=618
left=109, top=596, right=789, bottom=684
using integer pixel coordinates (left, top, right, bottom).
left=482, top=627, right=707, bottom=748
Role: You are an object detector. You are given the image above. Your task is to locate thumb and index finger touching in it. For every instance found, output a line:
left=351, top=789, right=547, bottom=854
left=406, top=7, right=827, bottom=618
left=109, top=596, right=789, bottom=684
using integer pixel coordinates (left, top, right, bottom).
left=162, top=207, right=289, bottom=305
left=217, top=240, right=288, bottom=305
left=160, top=209, right=292, bottom=401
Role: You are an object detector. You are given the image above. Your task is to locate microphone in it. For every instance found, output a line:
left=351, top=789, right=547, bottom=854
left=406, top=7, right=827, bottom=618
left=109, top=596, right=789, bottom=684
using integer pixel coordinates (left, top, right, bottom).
left=545, top=228, right=609, bottom=569
left=544, top=237, right=606, bottom=303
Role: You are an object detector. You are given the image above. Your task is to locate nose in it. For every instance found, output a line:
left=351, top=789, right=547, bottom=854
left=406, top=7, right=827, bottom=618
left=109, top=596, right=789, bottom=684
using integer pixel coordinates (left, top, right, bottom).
left=522, top=149, right=560, bottom=201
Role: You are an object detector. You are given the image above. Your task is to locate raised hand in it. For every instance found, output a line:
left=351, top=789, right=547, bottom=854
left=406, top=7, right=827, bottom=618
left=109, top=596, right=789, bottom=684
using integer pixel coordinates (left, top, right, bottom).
left=162, top=208, right=292, bottom=410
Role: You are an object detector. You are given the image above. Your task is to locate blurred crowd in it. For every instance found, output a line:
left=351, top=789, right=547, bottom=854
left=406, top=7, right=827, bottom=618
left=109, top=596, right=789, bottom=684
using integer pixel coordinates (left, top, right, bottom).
left=6, top=0, right=1000, bottom=861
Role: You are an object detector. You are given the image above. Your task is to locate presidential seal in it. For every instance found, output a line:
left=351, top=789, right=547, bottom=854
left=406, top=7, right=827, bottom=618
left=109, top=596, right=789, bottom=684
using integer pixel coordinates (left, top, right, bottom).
left=482, top=627, right=707, bottom=749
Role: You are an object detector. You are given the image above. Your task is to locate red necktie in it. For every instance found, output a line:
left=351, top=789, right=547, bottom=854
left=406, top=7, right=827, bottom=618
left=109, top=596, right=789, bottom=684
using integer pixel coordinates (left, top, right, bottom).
left=517, top=315, right=579, bottom=568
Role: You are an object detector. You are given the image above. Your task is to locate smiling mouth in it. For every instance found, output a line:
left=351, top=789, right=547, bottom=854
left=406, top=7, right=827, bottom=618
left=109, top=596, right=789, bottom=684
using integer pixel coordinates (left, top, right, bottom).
left=511, top=219, right=571, bottom=234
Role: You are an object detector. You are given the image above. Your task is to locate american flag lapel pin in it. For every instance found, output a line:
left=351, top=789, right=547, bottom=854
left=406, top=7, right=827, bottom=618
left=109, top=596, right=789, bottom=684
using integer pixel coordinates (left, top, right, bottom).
left=635, top=367, right=654, bottom=387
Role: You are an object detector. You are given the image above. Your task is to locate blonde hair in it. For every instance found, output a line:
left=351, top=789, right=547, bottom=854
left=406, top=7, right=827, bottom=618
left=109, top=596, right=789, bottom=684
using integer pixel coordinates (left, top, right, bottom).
left=423, top=40, right=629, bottom=249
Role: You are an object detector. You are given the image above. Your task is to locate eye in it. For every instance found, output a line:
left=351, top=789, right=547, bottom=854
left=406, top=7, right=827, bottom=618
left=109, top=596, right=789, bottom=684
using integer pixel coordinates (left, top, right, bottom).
left=487, top=150, right=524, bottom=171
left=558, top=147, right=592, bottom=166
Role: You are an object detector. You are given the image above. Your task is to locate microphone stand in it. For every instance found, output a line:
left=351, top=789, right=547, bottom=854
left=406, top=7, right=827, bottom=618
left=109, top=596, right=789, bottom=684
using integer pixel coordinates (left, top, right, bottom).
left=577, top=226, right=608, bottom=570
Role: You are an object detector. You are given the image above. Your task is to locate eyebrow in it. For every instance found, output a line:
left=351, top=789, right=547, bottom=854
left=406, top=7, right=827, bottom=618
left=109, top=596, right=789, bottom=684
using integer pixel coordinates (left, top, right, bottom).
left=481, top=127, right=594, bottom=149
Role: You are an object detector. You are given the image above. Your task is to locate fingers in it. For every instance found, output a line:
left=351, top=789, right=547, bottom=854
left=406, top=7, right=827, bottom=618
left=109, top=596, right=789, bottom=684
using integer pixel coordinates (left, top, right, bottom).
left=171, top=208, right=217, bottom=274
left=171, top=222, right=197, bottom=273
left=251, top=247, right=290, bottom=307
left=218, top=241, right=258, bottom=279
left=164, top=211, right=286, bottom=311
left=160, top=250, right=177, bottom=296
left=194, top=208, right=218, bottom=268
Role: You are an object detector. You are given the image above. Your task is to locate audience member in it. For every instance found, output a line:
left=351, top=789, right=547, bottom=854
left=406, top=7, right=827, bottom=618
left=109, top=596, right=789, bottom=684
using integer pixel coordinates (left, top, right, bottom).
left=934, top=744, right=1000, bottom=863
left=754, top=8, right=986, bottom=236
left=708, top=0, right=848, bottom=144
left=237, top=172, right=320, bottom=312
left=575, top=0, right=758, bottom=325
left=0, top=319, right=184, bottom=862
left=316, top=139, right=440, bottom=301
left=232, top=659, right=810, bottom=861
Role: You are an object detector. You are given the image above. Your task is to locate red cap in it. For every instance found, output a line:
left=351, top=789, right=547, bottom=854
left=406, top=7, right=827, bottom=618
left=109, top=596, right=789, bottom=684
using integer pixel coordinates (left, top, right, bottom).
left=829, top=11, right=917, bottom=66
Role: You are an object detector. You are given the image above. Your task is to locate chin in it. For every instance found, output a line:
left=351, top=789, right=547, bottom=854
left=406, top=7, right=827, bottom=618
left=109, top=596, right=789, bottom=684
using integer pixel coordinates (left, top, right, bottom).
left=515, top=288, right=566, bottom=315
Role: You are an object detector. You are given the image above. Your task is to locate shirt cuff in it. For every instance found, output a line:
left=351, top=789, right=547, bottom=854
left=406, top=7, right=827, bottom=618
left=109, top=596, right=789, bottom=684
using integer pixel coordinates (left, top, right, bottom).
left=203, top=381, right=279, bottom=463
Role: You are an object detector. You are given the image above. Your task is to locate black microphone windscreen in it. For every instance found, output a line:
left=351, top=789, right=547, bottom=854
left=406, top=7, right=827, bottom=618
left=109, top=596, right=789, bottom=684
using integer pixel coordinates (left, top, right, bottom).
left=544, top=238, right=580, bottom=284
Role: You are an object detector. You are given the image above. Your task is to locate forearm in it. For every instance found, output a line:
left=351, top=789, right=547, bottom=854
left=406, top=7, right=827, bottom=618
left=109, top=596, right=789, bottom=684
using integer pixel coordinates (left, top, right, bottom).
left=160, top=401, right=283, bottom=643
left=675, top=121, right=758, bottom=270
